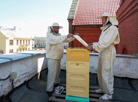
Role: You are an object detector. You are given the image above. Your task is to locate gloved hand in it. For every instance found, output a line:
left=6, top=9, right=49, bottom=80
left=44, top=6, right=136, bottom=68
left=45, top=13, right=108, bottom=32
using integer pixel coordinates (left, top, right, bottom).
left=74, top=33, right=79, bottom=35
left=67, top=33, right=74, bottom=38
left=87, top=45, right=93, bottom=51
left=88, top=43, right=93, bottom=46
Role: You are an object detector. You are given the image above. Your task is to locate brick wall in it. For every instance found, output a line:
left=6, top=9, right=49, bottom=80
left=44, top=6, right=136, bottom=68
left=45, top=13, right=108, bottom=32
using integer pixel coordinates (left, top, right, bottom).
left=69, top=26, right=101, bottom=47
left=117, top=0, right=138, bottom=55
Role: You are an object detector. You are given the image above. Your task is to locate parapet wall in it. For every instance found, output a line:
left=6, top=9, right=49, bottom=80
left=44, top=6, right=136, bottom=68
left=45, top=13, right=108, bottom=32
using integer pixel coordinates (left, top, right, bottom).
left=61, top=52, right=138, bottom=78
left=0, top=50, right=138, bottom=97
left=0, top=50, right=47, bottom=97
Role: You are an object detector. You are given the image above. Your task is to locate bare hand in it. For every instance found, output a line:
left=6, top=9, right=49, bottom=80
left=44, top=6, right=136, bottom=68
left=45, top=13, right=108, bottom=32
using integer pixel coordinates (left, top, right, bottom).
left=87, top=45, right=93, bottom=51
left=67, top=33, right=74, bottom=38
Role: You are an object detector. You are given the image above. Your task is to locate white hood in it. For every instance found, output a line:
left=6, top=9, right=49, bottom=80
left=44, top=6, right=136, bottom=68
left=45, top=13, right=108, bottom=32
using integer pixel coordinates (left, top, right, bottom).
left=97, top=12, right=118, bottom=26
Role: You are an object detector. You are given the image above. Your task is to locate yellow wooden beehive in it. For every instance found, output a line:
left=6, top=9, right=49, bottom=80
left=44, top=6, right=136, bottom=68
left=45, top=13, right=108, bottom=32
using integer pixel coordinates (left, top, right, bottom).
left=66, top=61, right=89, bottom=73
left=66, top=49, right=89, bottom=98
left=66, top=49, right=89, bottom=62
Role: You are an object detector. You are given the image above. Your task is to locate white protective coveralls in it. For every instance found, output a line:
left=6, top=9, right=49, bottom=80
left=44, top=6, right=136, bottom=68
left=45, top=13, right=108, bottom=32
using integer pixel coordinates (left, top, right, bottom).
left=92, top=13, right=120, bottom=95
left=46, top=26, right=75, bottom=92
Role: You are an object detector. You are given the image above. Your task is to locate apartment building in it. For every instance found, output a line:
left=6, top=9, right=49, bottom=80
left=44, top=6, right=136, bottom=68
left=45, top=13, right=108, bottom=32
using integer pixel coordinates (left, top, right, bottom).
left=0, top=27, right=32, bottom=54
left=68, top=0, right=120, bottom=49
left=34, top=37, right=46, bottom=48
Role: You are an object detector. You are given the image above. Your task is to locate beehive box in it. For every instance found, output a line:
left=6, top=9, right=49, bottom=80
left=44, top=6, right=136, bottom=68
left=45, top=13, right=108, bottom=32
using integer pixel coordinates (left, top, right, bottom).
left=67, top=73, right=89, bottom=86
left=66, top=83, right=89, bottom=98
left=66, top=73, right=89, bottom=98
left=66, top=49, right=89, bottom=62
left=66, top=49, right=90, bottom=98
left=66, top=61, right=89, bottom=73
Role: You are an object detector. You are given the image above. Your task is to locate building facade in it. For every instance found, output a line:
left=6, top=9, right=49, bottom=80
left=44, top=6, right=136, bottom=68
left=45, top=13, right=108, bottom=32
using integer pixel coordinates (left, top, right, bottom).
left=0, top=27, right=32, bottom=54
left=116, top=0, right=138, bottom=55
left=68, top=0, right=120, bottom=48
left=34, top=37, right=46, bottom=48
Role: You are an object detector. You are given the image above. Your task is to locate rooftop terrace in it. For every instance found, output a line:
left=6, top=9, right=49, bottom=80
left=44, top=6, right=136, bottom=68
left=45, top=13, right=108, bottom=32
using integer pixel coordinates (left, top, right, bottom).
left=0, top=50, right=138, bottom=102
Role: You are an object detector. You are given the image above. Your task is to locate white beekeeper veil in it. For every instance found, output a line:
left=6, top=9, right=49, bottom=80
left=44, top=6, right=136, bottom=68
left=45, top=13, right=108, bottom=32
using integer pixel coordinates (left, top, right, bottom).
left=97, top=12, right=118, bottom=26
left=47, top=22, right=62, bottom=36
left=52, top=22, right=63, bottom=29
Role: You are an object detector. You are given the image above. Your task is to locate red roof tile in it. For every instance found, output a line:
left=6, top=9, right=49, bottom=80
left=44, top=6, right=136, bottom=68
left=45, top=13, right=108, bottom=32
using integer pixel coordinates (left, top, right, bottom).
left=74, top=0, right=120, bottom=25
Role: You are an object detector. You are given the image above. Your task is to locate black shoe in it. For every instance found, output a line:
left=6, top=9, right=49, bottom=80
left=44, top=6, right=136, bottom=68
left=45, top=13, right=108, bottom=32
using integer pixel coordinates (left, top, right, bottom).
left=47, top=91, right=53, bottom=97
left=54, top=83, right=60, bottom=87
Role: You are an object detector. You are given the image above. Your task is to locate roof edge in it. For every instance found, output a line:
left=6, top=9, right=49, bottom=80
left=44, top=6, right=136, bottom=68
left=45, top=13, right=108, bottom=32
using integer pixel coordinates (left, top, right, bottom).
left=72, top=25, right=102, bottom=27
left=67, top=0, right=79, bottom=20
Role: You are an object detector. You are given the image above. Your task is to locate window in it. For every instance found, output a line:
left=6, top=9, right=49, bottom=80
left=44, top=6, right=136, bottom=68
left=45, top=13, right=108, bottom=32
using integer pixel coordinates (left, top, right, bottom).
left=28, top=40, right=30, bottom=45
left=20, top=40, right=22, bottom=45
left=0, top=50, right=3, bottom=54
left=9, top=49, right=13, bottom=53
left=9, top=40, right=13, bottom=45
left=17, top=40, right=18, bottom=45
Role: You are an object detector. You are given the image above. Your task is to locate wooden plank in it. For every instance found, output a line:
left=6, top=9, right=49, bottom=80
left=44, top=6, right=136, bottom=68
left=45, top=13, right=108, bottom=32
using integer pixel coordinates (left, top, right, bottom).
left=89, top=90, right=96, bottom=93
left=59, top=84, right=66, bottom=87
left=49, top=96, right=78, bottom=102
left=49, top=96, right=65, bottom=102
left=89, top=90, right=104, bottom=94
left=89, top=86, right=99, bottom=89
left=90, top=98, right=112, bottom=102
left=52, top=93, right=66, bottom=98
left=49, top=84, right=111, bottom=102
left=62, top=91, right=66, bottom=94
left=89, top=93, right=102, bottom=98
left=90, top=98, right=101, bottom=102
left=57, top=84, right=99, bottom=89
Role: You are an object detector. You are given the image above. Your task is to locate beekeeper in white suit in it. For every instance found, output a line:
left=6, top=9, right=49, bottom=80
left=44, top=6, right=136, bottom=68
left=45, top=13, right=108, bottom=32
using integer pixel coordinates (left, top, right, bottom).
left=87, top=12, right=120, bottom=100
left=46, top=22, right=75, bottom=96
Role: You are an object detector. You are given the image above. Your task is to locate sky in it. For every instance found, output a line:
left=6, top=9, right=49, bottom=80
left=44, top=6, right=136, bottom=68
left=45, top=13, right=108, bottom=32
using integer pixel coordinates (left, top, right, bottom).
left=0, top=0, right=72, bottom=38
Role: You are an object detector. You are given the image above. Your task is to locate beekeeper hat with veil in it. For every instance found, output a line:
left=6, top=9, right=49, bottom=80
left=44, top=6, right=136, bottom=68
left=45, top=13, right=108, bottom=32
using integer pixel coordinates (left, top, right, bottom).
left=97, top=12, right=118, bottom=26
left=47, top=22, right=63, bottom=36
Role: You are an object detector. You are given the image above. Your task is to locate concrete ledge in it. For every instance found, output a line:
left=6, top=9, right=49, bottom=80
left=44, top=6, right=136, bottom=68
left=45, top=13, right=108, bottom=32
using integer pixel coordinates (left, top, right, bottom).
left=62, top=51, right=138, bottom=78
left=0, top=50, right=138, bottom=97
left=0, top=50, right=47, bottom=97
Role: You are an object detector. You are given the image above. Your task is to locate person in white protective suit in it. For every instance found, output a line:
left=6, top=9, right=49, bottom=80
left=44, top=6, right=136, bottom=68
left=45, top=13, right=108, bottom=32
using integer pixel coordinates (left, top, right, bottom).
left=87, top=12, right=120, bottom=100
left=46, top=22, right=75, bottom=96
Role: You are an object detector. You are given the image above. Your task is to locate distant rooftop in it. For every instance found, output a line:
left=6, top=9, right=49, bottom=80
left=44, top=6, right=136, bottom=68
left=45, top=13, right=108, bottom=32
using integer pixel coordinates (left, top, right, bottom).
left=0, top=26, right=31, bottom=38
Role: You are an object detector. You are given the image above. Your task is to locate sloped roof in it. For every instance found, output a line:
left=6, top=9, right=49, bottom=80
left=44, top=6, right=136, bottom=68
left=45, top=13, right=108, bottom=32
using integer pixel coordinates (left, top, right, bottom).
left=0, top=30, right=16, bottom=38
left=68, top=0, right=79, bottom=19
left=0, top=27, right=32, bottom=39
left=68, top=0, right=120, bottom=25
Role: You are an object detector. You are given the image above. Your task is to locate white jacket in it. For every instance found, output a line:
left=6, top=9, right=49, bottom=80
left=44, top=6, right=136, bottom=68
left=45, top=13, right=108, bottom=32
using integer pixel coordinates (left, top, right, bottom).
left=93, top=25, right=120, bottom=52
left=46, top=27, right=75, bottom=59
left=92, top=25, right=120, bottom=95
